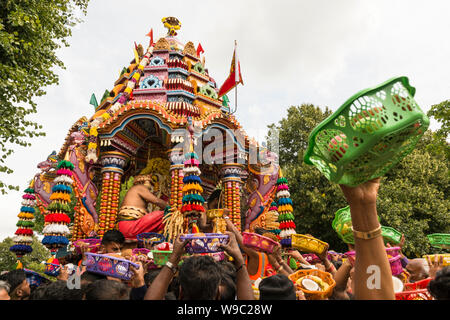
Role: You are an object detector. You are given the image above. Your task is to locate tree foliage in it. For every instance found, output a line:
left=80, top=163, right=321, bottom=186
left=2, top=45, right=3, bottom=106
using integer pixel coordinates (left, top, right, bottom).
left=269, top=104, right=450, bottom=257
left=427, top=100, right=450, bottom=160
left=0, top=0, right=89, bottom=194
left=0, top=236, right=50, bottom=272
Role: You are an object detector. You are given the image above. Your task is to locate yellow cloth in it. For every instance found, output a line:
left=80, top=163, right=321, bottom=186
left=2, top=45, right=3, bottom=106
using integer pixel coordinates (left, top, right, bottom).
left=117, top=206, right=148, bottom=221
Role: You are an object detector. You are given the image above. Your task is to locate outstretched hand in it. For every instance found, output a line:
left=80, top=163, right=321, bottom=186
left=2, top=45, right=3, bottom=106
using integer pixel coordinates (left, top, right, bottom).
left=426, top=254, right=445, bottom=279
left=129, top=261, right=145, bottom=288
left=219, top=231, right=244, bottom=265
left=170, top=235, right=188, bottom=264
left=339, top=177, right=381, bottom=207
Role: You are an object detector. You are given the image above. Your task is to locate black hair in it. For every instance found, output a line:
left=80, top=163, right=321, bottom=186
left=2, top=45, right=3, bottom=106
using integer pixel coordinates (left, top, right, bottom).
left=38, top=280, right=83, bottom=300
left=101, top=230, right=125, bottom=245
left=428, top=266, right=450, bottom=300
left=169, top=275, right=180, bottom=300
left=207, top=189, right=222, bottom=207
left=218, top=260, right=237, bottom=283
left=333, top=260, right=343, bottom=270
left=178, top=255, right=222, bottom=300
left=80, top=271, right=107, bottom=284
left=4, top=269, right=26, bottom=293
left=29, top=283, right=49, bottom=300
left=259, top=274, right=296, bottom=300
left=164, top=292, right=177, bottom=300
left=58, top=252, right=83, bottom=265
left=144, top=269, right=161, bottom=287
left=219, top=274, right=236, bottom=300
left=84, top=279, right=130, bottom=300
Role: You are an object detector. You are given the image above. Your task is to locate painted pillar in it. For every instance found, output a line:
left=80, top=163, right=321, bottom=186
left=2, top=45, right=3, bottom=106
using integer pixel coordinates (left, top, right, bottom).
left=220, top=164, right=244, bottom=232
left=168, top=147, right=184, bottom=211
left=98, top=151, right=128, bottom=237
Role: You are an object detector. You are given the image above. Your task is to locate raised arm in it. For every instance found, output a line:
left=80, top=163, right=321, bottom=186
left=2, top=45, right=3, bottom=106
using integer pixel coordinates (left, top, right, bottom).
left=339, top=178, right=394, bottom=300
left=139, top=186, right=168, bottom=209
left=144, top=236, right=187, bottom=300
left=220, top=232, right=254, bottom=300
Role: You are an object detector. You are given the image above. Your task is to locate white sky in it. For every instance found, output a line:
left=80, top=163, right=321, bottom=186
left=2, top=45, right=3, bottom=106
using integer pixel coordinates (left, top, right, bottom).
left=1, top=0, right=449, bottom=240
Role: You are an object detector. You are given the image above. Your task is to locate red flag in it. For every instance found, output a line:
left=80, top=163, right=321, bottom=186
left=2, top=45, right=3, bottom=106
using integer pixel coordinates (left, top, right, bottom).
left=196, top=43, right=204, bottom=57
left=218, top=42, right=243, bottom=98
left=146, top=28, right=154, bottom=46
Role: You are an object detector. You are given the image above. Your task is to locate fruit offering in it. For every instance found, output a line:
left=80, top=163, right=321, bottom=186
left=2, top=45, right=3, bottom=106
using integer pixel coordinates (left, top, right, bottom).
left=296, top=275, right=330, bottom=292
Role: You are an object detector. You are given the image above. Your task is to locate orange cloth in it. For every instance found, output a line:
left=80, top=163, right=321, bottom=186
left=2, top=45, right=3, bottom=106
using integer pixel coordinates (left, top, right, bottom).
left=246, top=252, right=271, bottom=281
left=118, top=210, right=164, bottom=240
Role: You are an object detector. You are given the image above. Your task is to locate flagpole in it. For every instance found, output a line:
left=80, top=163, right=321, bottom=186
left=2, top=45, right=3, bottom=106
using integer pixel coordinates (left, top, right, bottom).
left=233, top=40, right=238, bottom=115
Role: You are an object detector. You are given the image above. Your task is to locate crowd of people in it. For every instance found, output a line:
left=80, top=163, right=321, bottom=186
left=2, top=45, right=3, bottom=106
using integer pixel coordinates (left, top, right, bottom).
left=0, top=178, right=448, bottom=301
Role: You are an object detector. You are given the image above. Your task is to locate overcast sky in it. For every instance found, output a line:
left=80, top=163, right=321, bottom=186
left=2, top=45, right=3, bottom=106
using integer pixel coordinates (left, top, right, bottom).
left=1, top=0, right=449, bottom=240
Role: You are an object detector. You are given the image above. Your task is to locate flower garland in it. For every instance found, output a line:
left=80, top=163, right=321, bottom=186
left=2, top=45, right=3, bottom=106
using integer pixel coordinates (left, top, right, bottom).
left=265, top=201, right=281, bottom=237
left=180, top=148, right=205, bottom=233
left=42, top=159, right=74, bottom=259
left=85, top=46, right=155, bottom=164
left=276, top=176, right=296, bottom=240
left=9, top=186, right=36, bottom=268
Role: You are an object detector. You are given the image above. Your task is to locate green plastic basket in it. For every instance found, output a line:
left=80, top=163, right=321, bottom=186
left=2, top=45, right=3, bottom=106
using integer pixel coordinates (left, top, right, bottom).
left=304, top=77, right=429, bottom=186
left=332, top=206, right=402, bottom=245
left=151, top=250, right=172, bottom=266
left=332, top=206, right=353, bottom=243
left=427, top=234, right=450, bottom=250
left=382, top=226, right=403, bottom=245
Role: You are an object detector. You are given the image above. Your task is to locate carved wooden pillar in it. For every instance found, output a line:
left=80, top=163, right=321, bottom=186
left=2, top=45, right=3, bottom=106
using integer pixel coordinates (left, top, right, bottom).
left=98, top=151, right=128, bottom=237
left=168, top=147, right=184, bottom=211
left=220, top=164, right=244, bottom=232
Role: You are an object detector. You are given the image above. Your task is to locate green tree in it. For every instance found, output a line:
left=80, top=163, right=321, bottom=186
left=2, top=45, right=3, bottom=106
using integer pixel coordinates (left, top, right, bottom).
left=427, top=100, right=450, bottom=160
left=0, top=236, right=50, bottom=272
left=268, top=104, right=349, bottom=253
left=269, top=104, right=450, bottom=256
left=0, top=0, right=89, bottom=194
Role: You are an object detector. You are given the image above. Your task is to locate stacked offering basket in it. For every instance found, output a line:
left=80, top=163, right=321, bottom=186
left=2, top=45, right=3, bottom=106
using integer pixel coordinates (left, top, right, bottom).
left=73, top=238, right=101, bottom=254
left=304, top=77, right=429, bottom=186
left=427, top=233, right=450, bottom=250
left=151, top=250, right=173, bottom=266
left=85, top=252, right=139, bottom=280
left=288, top=269, right=336, bottom=300
left=180, top=233, right=229, bottom=254
left=242, top=232, right=279, bottom=254
left=291, top=234, right=328, bottom=255
left=137, top=232, right=166, bottom=249
left=333, top=206, right=402, bottom=244
left=423, top=254, right=450, bottom=267
left=345, top=247, right=402, bottom=275
left=395, top=278, right=433, bottom=300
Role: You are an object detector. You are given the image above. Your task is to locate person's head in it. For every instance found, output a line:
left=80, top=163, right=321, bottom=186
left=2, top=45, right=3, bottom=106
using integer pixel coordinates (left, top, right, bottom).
left=100, top=230, right=125, bottom=253
left=406, top=258, right=429, bottom=283
left=258, top=274, right=296, bottom=300
left=28, top=283, right=49, bottom=300
left=84, top=279, right=130, bottom=300
left=5, top=269, right=30, bottom=300
left=133, top=174, right=155, bottom=189
left=0, top=280, right=10, bottom=300
left=219, top=274, right=236, bottom=300
left=428, top=266, right=450, bottom=300
left=39, top=280, right=83, bottom=300
left=178, top=255, right=222, bottom=300
left=207, top=189, right=222, bottom=210
left=80, top=271, right=107, bottom=287
left=144, top=269, right=161, bottom=287
left=218, top=260, right=237, bottom=283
